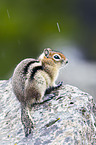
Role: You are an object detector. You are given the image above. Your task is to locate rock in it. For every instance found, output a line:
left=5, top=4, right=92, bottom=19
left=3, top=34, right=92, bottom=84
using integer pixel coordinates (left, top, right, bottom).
left=0, top=79, right=95, bottom=145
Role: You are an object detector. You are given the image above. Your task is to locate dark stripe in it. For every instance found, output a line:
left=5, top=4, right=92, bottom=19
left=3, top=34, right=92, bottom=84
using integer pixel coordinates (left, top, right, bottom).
left=30, top=66, right=44, bottom=80
left=24, top=60, right=39, bottom=74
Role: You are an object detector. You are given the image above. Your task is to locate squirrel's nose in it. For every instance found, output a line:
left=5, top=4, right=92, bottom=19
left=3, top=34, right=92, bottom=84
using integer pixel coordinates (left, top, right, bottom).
left=65, top=59, right=68, bottom=64
left=66, top=60, right=68, bottom=64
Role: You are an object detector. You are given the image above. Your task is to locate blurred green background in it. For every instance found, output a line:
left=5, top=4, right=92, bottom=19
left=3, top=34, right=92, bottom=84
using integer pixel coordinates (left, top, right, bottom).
left=0, top=0, right=96, bottom=79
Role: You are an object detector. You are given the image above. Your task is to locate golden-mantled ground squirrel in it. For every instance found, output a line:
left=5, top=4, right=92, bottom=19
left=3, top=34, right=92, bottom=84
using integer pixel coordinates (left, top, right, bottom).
left=12, top=48, right=68, bottom=137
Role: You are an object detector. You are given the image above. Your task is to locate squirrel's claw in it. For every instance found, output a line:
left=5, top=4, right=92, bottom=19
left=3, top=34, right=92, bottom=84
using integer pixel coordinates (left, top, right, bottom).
left=56, top=81, right=63, bottom=88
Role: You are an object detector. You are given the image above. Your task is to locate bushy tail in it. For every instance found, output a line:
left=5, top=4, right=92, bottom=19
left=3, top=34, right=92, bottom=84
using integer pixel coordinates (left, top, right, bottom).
left=21, top=103, right=34, bottom=137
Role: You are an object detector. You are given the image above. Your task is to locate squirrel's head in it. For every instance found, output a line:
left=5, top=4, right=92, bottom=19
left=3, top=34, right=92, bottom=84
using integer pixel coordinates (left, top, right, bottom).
left=39, top=48, right=68, bottom=69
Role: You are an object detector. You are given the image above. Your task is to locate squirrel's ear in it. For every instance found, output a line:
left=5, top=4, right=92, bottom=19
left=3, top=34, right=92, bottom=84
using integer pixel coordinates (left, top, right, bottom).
left=44, top=48, right=50, bottom=57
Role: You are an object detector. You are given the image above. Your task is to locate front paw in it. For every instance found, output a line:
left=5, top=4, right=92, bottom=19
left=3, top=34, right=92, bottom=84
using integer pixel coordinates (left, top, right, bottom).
left=56, top=81, right=63, bottom=88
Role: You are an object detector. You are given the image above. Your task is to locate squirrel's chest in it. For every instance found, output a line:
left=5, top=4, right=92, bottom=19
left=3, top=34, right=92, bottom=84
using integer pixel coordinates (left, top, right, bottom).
left=35, top=70, right=51, bottom=88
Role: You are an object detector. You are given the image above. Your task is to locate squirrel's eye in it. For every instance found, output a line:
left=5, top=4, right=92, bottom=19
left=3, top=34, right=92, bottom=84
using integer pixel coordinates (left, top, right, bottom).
left=53, top=54, right=61, bottom=60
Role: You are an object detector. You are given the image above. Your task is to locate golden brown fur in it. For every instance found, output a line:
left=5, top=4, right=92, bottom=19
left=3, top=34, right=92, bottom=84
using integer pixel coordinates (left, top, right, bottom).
left=12, top=48, right=68, bottom=137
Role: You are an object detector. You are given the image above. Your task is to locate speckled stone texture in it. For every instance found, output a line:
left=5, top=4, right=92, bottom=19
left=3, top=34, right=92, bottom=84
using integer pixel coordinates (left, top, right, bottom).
left=0, top=79, right=96, bottom=145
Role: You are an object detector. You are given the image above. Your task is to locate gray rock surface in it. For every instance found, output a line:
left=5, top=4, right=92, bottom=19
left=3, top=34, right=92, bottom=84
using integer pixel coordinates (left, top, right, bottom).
left=0, top=79, right=96, bottom=145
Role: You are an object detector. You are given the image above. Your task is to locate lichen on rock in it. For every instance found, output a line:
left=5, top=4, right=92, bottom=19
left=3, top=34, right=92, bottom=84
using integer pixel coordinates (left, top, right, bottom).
left=0, top=79, right=95, bottom=145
